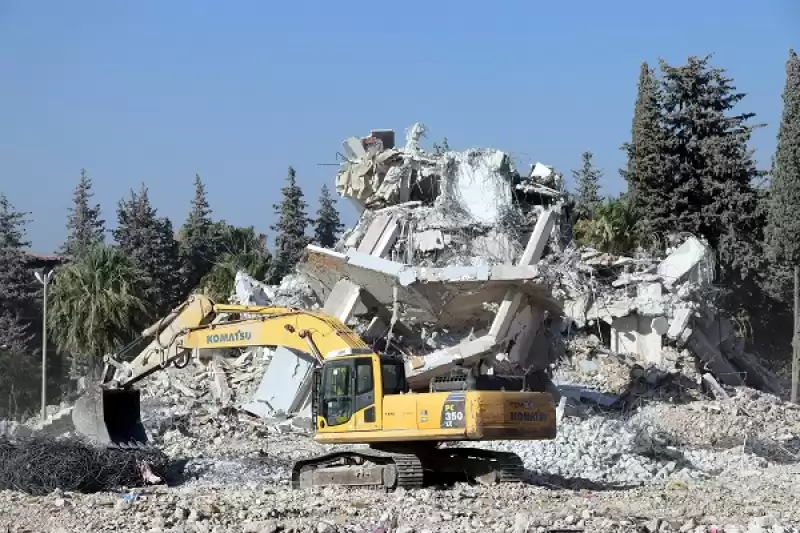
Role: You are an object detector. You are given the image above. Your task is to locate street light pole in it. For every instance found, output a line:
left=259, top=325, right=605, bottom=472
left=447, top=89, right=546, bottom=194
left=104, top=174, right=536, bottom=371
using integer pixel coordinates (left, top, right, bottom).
left=34, top=269, right=54, bottom=421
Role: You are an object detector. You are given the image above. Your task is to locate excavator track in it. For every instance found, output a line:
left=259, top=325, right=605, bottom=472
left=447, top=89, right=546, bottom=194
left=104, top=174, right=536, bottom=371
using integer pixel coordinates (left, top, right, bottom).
left=440, top=448, right=526, bottom=484
left=291, top=447, right=423, bottom=491
left=290, top=446, right=526, bottom=490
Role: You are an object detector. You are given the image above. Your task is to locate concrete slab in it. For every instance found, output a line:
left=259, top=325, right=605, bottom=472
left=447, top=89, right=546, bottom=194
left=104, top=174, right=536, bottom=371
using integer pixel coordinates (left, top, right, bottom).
left=322, top=279, right=363, bottom=323
left=685, top=329, right=743, bottom=386
left=658, top=237, right=714, bottom=289
left=300, top=245, right=562, bottom=328
left=357, top=214, right=393, bottom=255
left=241, top=347, right=316, bottom=418
left=667, top=308, right=692, bottom=340
left=610, top=313, right=663, bottom=364
left=405, top=335, right=503, bottom=389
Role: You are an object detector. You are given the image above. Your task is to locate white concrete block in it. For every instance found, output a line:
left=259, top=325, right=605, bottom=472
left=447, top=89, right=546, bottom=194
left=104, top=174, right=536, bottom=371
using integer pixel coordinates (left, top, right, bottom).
left=636, top=282, right=664, bottom=316
left=667, top=308, right=692, bottom=340
left=651, top=316, right=669, bottom=336
left=371, top=216, right=400, bottom=258
left=357, top=214, right=392, bottom=255
left=322, top=279, right=362, bottom=323
left=610, top=313, right=663, bottom=364
left=658, top=237, right=714, bottom=288
left=415, top=230, right=445, bottom=253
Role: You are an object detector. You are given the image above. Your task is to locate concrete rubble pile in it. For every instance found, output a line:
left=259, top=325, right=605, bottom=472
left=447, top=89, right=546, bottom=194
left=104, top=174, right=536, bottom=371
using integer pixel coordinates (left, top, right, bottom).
left=546, top=235, right=781, bottom=406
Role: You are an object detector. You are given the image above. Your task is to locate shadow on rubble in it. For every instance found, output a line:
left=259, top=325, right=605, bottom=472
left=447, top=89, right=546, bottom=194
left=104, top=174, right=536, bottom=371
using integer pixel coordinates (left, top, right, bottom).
left=523, top=472, right=641, bottom=491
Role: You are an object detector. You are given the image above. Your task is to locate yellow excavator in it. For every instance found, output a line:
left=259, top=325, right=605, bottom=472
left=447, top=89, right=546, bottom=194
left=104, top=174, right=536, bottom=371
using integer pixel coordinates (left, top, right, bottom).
left=73, top=294, right=557, bottom=490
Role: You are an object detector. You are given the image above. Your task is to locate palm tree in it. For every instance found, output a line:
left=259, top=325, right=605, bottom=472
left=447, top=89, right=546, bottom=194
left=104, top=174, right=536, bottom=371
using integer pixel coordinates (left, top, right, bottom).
left=47, top=244, right=149, bottom=377
left=573, top=196, right=638, bottom=255
left=199, top=224, right=272, bottom=301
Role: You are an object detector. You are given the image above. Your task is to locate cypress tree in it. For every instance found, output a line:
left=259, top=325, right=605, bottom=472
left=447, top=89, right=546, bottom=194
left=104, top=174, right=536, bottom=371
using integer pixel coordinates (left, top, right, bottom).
left=621, top=61, right=669, bottom=244
left=178, top=174, right=215, bottom=295
left=113, top=185, right=181, bottom=316
left=270, top=167, right=310, bottom=282
left=61, top=169, right=105, bottom=258
left=572, top=151, right=602, bottom=221
left=312, top=184, right=345, bottom=248
left=764, top=49, right=800, bottom=298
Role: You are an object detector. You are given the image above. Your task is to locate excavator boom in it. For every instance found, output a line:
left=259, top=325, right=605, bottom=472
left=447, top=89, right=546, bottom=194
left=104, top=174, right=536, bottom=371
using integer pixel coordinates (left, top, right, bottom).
left=72, top=294, right=370, bottom=445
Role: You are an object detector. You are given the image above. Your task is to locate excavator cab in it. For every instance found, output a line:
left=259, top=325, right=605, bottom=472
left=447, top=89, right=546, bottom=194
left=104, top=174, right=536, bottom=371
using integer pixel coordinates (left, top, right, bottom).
left=311, top=354, right=407, bottom=430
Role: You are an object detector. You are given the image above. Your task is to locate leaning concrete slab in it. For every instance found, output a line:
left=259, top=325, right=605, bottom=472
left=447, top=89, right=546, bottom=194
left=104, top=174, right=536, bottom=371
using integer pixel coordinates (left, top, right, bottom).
left=241, top=346, right=316, bottom=419
left=685, top=329, right=744, bottom=386
left=405, top=335, right=503, bottom=389
left=322, top=279, right=363, bottom=323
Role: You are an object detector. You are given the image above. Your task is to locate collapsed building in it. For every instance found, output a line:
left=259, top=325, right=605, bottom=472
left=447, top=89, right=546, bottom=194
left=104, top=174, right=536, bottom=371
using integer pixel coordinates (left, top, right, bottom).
left=219, top=123, right=782, bottom=421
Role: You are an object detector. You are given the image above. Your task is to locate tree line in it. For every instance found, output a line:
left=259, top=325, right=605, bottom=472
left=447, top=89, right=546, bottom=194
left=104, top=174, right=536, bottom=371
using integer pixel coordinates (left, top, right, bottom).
left=570, top=51, right=800, bottom=375
left=0, top=167, right=344, bottom=418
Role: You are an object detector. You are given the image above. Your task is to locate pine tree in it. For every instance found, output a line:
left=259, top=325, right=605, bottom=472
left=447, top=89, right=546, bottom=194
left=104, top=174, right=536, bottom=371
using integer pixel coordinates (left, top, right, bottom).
left=61, top=169, right=105, bottom=258
left=0, top=193, right=30, bottom=249
left=572, top=151, right=602, bottom=221
left=764, top=49, right=800, bottom=298
left=657, top=55, right=764, bottom=278
left=0, top=194, right=37, bottom=311
left=270, top=167, right=311, bottom=282
left=621, top=62, right=670, bottom=244
left=113, top=185, right=181, bottom=316
left=312, top=184, right=344, bottom=248
left=178, top=174, right=215, bottom=295
left=0, top=194, right=40, bottom=418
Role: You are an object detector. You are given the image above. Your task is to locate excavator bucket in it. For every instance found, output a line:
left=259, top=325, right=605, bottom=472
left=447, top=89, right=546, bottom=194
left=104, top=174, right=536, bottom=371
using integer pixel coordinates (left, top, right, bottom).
left=71, top=384, right=148, bottom=445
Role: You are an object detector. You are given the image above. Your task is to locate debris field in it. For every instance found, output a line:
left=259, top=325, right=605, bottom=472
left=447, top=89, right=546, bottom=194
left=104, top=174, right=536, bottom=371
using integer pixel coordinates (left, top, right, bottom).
left=2, top=124, right=799, bottom=533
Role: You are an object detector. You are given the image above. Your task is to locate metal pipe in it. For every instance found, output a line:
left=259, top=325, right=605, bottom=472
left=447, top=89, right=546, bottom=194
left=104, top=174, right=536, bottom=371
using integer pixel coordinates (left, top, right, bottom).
left=299, top=330, right=325, bottom=366
left=36, top=269, right=54, bottom=421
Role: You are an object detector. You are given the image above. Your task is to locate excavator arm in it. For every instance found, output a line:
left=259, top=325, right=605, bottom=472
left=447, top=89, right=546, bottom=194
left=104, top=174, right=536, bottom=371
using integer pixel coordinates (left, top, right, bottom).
left=72, top=294, right=378, bottom=445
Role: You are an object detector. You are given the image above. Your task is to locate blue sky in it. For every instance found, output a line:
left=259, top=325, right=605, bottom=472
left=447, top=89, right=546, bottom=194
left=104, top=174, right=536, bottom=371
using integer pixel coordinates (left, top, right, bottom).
left=0, top=1, right=797, bottom=254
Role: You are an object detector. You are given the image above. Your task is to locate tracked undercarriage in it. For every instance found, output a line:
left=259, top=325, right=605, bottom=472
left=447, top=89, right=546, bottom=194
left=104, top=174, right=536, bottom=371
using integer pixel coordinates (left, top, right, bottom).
left=291, top=444, right=525, bottom=490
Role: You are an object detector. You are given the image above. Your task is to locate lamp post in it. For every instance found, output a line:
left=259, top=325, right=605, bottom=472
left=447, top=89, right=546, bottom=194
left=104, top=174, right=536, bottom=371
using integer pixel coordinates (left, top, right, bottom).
left=34, top=269, right=54, bottom=421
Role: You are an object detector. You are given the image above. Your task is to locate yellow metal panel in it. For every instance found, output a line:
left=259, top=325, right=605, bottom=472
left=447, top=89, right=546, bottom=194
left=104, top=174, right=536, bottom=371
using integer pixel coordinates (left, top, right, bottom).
left=315, top=427, right=466, bottom=444
left=381, top=394, right=418, bottom=431
left=182, top=312, right=371, bottom=357
left=469, top=391, right=556, bottom=440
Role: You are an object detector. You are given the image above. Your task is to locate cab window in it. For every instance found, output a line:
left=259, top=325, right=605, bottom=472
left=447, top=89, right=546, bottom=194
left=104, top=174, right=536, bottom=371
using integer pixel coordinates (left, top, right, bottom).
left=356, top=360, right=373, bottom=394
left=321, top=364, right=352, bottom=427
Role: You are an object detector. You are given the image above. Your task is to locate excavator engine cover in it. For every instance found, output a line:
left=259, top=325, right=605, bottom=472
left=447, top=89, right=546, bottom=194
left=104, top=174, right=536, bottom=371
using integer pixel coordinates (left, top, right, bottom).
left=71, top=384, right=148, bottom=445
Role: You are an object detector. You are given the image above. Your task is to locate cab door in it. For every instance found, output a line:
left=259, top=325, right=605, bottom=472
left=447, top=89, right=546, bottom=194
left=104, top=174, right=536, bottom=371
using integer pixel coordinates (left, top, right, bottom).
left=352, top=356, right=381, bottom=432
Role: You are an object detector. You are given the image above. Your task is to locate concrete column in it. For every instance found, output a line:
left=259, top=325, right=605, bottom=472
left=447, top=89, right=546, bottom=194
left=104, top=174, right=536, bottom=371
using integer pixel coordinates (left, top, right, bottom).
left=489, top=207, right=559, bottom=339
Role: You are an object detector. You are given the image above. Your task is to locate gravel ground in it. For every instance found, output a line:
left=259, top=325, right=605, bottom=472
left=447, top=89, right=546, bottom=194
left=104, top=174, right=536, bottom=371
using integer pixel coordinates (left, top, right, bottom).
left=4, top=365, right=799, bottom=532
left=1, top=463, right=799, bottom=533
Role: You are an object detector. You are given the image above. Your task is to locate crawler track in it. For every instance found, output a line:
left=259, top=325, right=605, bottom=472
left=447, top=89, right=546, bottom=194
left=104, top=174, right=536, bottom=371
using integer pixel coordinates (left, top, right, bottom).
left=291, top=446, right=525, bottom=490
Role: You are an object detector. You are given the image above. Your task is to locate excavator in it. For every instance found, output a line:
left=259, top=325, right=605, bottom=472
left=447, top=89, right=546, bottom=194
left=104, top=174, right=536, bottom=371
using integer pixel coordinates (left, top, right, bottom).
left=72, top=294, right=557, bottom=490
